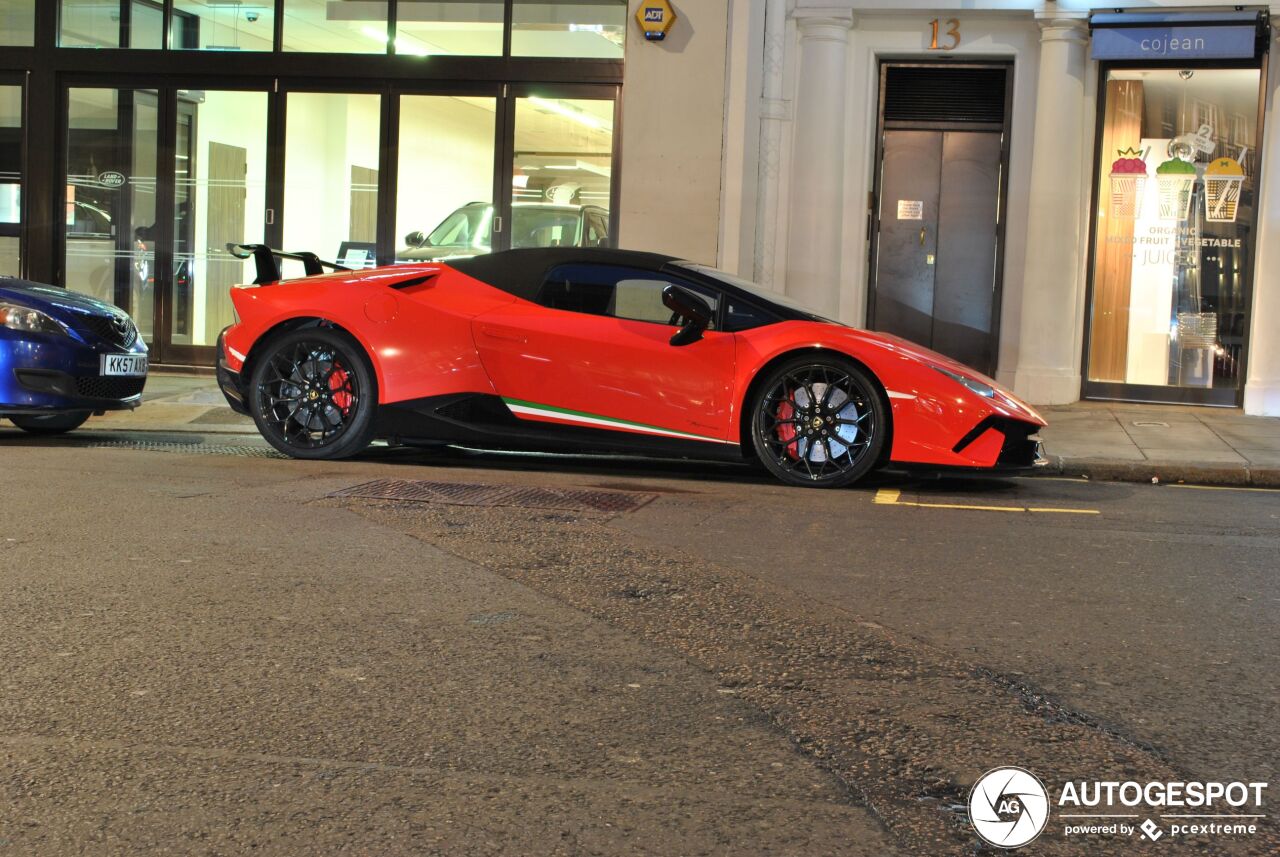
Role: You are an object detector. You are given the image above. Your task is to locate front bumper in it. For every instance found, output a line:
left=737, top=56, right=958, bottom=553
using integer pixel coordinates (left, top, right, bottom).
left=0, top=330, right=146, bottom=414
left=956, top=416, right=1046, bottom=471
left=216, top=329, right=250, bottom=416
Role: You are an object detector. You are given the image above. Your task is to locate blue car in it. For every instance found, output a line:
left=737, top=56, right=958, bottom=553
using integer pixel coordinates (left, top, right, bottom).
left=0, top=278, right=148, bottom=434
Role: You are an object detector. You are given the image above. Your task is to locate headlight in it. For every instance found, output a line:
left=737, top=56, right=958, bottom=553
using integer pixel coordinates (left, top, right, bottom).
left=0, top=302, right=70, bottom=337
left=930, top=364, right=995, bottom=398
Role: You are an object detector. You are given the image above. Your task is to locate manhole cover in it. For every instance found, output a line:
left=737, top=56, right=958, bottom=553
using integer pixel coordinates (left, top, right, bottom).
left=87, top=440, right=286, bottom=458
left=329, top=478, right=657, bottom=513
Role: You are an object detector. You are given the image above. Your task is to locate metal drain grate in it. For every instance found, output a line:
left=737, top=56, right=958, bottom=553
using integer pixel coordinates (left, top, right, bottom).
left=330, top=478, right=657, bottom=513
left=86, top=440, right=287, bottom=458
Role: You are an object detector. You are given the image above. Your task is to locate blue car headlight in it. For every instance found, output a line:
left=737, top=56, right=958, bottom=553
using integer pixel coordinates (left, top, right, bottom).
left=0, top=301, right=71, bottom=338
left=930, top=364, right=995, bottom=398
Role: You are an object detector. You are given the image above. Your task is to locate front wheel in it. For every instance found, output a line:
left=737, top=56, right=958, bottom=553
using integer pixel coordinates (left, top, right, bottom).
left=749, top=356, right=887, bottom=488
left=8, top=411, right=92, bottom=435
left=248, top=327, right=377, bottom=460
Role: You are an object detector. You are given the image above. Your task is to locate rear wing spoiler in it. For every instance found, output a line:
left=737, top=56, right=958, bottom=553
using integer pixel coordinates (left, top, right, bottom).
left=226, top=243, right=351, bottom=285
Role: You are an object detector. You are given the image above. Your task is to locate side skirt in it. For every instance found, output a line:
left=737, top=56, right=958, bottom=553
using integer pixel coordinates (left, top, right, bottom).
left=373, top=393, right=747, bottom=463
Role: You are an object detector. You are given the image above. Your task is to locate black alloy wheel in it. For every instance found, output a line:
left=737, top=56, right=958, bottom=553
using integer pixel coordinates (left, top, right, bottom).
left=750, top=355, right=887, bottom=488
left=248, top=327, right=377, bottom=460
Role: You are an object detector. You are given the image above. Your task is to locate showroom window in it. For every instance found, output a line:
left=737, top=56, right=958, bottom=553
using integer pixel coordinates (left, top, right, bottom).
left=394, top=95, right=497, bottom=263
left=63, top=87, right=160, bottom=337
left=394, top=1, right=504, bottom=57
left=512, top=95, right=614, bottom=235
left=282, top=0, right=388, bottom=54
left=512, top=0, right=625, bottom=58
left=0, top=0, right=34, bottom=45
left=282, top=91, right=382, bottom=275
left=0, top=83, right=20, bottom=276
left=174, top=1, right=274, bottom=51
left=59, top=0, right=164, bottom=48
left=56, top=0, right=624, bottom=56
left=1085, top=66, right=1263, bottom=405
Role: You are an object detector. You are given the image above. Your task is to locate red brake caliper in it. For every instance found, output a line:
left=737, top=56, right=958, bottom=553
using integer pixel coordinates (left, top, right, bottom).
left=775, top=392, right=798, bottom=459
left=328, top=367, right=352, bottom=413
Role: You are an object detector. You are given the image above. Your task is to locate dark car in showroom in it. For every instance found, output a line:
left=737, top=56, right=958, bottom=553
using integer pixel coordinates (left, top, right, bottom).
left=0, top=278, right=148, bottom=434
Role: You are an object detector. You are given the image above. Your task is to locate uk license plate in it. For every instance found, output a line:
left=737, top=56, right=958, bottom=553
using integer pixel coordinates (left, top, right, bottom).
left=100, top=353, right=148, bottom=377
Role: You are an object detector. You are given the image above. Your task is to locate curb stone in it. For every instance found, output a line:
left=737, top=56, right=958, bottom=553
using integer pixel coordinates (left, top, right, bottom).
left=1040, top=455, right=1280, bottom=488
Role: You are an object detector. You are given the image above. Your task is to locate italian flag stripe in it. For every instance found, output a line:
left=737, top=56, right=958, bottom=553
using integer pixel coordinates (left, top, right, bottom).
left=502, top=397, right=737, bottom=445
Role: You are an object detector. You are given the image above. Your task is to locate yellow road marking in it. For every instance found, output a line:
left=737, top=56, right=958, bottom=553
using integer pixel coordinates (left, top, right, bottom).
left=873, top=488, right=1100, bottom=515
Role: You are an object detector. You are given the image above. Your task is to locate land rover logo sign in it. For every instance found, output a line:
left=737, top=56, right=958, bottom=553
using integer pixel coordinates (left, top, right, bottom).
left=635, top=0, right=676, bottom=41
left=98, top=171, right=126, bottom=188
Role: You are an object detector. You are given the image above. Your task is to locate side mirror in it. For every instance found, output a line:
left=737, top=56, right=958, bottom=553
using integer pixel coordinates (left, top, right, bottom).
left=405, top=230, right=426, bottom=247
left=662, top=284, right=712, bottom=347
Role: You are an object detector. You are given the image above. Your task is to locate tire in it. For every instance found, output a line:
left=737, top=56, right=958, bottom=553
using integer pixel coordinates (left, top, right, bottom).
left=7, top=411, right=92, bottom=435
left=247, top=326, right=377, bottom=460
left=749, top=355, right=887, bottom=488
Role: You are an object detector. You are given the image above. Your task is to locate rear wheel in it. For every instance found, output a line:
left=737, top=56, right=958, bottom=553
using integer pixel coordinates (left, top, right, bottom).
left=248, top=327, right=377, bottom=460
left=8, top=411, right=92, bottom=435
left=749, top=355, right=886, bottom=488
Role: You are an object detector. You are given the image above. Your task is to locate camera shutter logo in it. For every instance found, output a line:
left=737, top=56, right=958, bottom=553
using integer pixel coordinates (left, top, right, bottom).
left=968, top=767, right=1050, bottom=848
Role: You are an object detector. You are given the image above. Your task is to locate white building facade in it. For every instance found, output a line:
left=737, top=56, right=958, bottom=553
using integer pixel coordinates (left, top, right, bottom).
left=702, top=0, right=1280, bottom=415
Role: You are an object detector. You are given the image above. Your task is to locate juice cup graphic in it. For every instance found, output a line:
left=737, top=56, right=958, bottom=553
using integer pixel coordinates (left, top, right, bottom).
left=1108, top=150, right=1148, bottom=218
left=1203, top=157, right=1245, bottom=222
left=1156, top=157, right=1197, bottom=221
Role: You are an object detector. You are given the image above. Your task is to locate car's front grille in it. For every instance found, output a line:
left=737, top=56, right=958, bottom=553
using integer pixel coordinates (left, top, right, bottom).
left=75, top=376, right=146, bottom=400
left=76, top=313, right=139, bottom=349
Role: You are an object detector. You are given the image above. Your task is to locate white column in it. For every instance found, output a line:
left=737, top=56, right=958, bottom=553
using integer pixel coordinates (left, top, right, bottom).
left=1012, top=16, right=1091, bottom=405
left=783, top=8, right=854, bottom=316
left=753, top=0, right=789, bottom=288
left=1244, top=19, right=1280, bottom=416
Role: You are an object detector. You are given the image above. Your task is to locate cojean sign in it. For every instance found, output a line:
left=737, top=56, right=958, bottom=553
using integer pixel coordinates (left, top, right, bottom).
left=1091, top=25, right=1257, bottom=61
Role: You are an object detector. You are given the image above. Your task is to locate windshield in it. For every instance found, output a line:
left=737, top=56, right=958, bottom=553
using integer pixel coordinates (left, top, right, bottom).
left=676, top=263, right=826, bottom=316
left=510, top=209, right=582, bottom=248
left=427, top=207, right=490, bottom=249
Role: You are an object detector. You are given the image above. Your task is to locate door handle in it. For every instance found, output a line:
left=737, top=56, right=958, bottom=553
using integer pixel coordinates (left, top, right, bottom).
left=919, top=227, right=926, bottom=246
left=477, top=324, right=526, bottom=344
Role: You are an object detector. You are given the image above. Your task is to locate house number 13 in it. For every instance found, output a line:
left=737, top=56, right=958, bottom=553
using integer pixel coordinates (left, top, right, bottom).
left=929, top=18, right=960, bottom=50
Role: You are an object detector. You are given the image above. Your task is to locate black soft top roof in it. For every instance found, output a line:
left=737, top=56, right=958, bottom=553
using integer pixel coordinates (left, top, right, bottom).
left=449, top=247, right=684, bottom=302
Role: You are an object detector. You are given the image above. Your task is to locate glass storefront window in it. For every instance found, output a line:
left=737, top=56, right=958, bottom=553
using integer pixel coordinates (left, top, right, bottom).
left=395, top=1, right=502, bottom=56
left=511, top=0, right=625, bottom=58
left=510, top=96, right=613, bottom=249
left=283, top=0, right=389, bottom=54
left=1087, top=67, right=1261, bottom=398
left=173, top=90, right=268, bottom=347
left=174, top=1, right=274, bottom=51
left=395, top=96, right=495, bottom=262
left=0, top=0, right=34, bottom=45
left=283, top=92, right=381, bottom=273
left=60, top=0, right=165, bottom=48
left=64, top=88, right=159, bottom=338
left=0, top=84, right=20, bottom=276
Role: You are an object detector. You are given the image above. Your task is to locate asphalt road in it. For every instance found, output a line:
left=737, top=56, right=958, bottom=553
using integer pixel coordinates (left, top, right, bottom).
left=1, top=427, right=1276, bottom=855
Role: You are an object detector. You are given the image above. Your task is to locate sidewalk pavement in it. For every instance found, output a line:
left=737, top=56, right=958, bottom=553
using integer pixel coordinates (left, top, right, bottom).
left=1039, top=401, right=1280, bottom=487
left=89, top=374, right=1280, bottom=488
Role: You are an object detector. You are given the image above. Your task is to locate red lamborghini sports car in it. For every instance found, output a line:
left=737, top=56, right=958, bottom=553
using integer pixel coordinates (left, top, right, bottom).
left=216, top=247, right=1046, bottom=488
